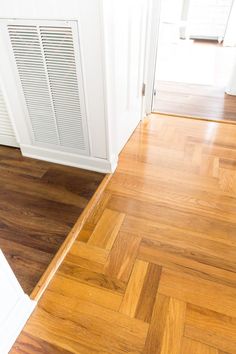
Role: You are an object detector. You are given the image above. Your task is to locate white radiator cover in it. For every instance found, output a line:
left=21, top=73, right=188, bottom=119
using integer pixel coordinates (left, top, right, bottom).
left=0, top=16, right=114, bottom=172
left=7, top=20, right=90, bottom=155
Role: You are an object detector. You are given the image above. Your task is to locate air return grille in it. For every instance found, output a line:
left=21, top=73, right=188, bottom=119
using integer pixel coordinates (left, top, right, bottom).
left=0, top=85, right=17, bottom=146
left=8, top=22, right=89, bottom=155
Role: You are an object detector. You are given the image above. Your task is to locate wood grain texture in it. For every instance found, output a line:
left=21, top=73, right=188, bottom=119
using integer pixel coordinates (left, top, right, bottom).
left=143, top=294, right=186, bottom=354
left=159, top=268, right=236, bottom=317
left=0, top=146, right=104, bottom=295
left=135, top=263, right=162, bottom=323
left=31, top=174, right=111, bottom=301
left=104, top=231, right=141, bottom=282
left=22, top=290, right=148, bottom=354
left=119, top=259, right=148, bottom=317
left=185, top=304, right=236, bottom=353
left=182, top=338, right=218, bottom=354
left=12, top=114, right=236, bottom=353
left=88, top=208, right=125, bottom=250
left=143, top=293, right=171, bottom=354
left=153, top=81, right=236, bottom=124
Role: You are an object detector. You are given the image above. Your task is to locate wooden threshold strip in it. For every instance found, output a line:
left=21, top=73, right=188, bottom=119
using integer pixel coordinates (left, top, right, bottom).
left=30, top=173, right=112, bottom=302
left=152, top=111, right=236, bottom=125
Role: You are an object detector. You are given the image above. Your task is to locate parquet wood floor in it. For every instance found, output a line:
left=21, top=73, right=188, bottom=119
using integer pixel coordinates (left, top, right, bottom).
left=12, top=115, right=236, bottom=353
left=0, top=146, right=104, bottom=295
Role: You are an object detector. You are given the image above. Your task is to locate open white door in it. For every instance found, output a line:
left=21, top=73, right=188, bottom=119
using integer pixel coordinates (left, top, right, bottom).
left=102, top=0, right=151, bottom=154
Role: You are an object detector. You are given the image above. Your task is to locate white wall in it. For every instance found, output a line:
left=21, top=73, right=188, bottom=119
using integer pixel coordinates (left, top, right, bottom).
left=0, top=250, right=36, bottom=354
left=160, top=0, right=184, bottom=22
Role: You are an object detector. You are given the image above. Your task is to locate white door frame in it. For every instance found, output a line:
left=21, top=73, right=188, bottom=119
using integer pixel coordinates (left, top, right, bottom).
left=144, top=0, right=162, bottom=115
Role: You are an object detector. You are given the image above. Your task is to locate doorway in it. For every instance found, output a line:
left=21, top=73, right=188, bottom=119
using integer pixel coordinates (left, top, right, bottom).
left=152, top=0, right=236, bottom=123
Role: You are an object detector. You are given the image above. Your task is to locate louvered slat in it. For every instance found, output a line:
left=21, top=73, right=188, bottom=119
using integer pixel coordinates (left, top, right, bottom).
left=8, top=25, right=59, bottom=146
left=40, top=26, right=86, bottom=150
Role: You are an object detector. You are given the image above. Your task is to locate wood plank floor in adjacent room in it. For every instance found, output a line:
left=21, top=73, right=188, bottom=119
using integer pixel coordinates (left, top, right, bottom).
left=0, top=146, right=104, bottom=295
left=153, top=81, right=236, bottom=123
left=12, top=115, right=236, bottom=353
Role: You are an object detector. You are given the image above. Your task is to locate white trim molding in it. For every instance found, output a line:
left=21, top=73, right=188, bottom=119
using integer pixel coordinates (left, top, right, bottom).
left=21, top=144, right=118, bottom=173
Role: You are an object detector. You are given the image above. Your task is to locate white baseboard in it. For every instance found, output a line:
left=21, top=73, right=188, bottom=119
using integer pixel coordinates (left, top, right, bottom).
left=0, top=295, right=36, bottom=354
left=20, top=144, right=118, bottom=173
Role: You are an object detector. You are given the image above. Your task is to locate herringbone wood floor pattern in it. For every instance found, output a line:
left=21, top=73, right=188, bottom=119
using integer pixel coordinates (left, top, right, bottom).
left=12, top=114, right=236, bottom=353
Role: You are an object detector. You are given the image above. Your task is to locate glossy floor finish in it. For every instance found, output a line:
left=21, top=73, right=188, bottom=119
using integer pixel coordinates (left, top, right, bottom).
left=153, top=81, right=236, bottom=123
left=0, top=146, right=104, bottom=295
left=12, top=115, right=236, bottom=353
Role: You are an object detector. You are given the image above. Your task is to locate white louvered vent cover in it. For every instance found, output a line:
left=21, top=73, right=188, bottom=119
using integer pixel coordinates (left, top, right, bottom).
left=8, top=21, right=89, bottom=155
left=0, top=85, right=18, bottom=147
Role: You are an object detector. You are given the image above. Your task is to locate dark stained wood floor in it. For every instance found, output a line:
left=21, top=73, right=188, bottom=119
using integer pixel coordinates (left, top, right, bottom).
left=153, top=81, right=236, bottom=123
left=0, top=145, right=104, bottom=295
